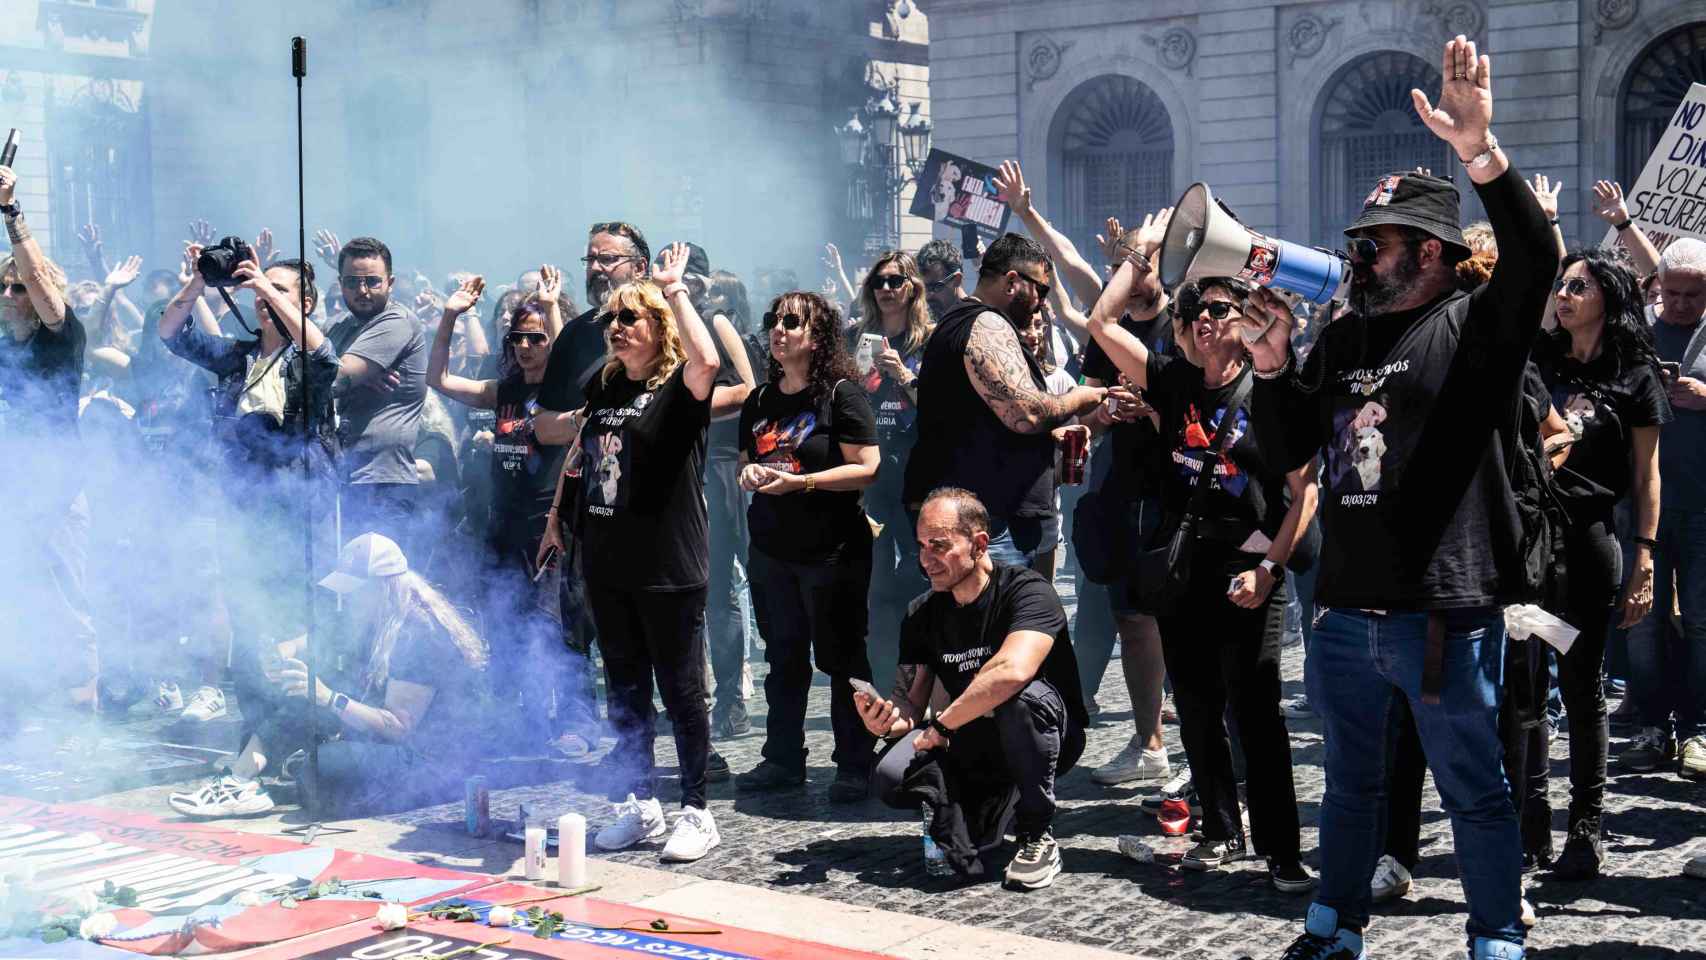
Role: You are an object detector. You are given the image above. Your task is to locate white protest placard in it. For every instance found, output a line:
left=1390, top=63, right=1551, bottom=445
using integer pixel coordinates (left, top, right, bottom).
left=1603, top=82, right=1706, bottom=253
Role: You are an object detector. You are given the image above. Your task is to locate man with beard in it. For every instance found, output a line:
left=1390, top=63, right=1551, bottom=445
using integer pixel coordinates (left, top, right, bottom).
left=1240, top=37, right=1555, bottom=960
left=536, top=222, right=652, bottom=426
left=902, top=234, right=1106, bottom=567
left=0, top=161, right=97, bottom=719
left=326, top=236, right=426, bottom=554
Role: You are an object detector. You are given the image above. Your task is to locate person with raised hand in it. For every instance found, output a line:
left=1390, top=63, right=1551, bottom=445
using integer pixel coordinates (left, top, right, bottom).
left=1241, top=36, right=1556, bottom=960
left=1591, top=179, right=1662, bottom=278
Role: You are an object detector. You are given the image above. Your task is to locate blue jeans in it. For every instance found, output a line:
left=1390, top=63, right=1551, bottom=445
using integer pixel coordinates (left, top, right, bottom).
left=1626, top=507, right=1706, bottom=740
left=1307, top=607, right=1523, bottom=951
left=985, top=514, right=1049, bottom=568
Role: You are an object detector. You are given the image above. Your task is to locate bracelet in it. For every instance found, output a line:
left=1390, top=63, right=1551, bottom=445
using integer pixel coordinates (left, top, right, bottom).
left=1614, top=219, right=1633, bottom=232
left=1632, top=535, right=1659, bottom=550
left=1547, top=218, right=1560, bottom=227
left=662, top=282, right=689, bottom=299
left=0, top=202, right=18, bottom=218
left=6, top=213, right=29, bottom=245
left=804, top=475, right=816, bottom=493
left=1253, top=353, right=1293, bottom=380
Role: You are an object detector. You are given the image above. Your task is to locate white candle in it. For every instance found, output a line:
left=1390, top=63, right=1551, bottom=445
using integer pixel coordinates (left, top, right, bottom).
left=556, top=813, right=587, bottom=889
left=524, top=826, right=547, bottom=880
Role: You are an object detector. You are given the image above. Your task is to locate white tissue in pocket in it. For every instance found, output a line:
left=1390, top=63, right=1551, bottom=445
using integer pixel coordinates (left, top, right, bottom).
left=1503, top=604, right=1579, bottom=655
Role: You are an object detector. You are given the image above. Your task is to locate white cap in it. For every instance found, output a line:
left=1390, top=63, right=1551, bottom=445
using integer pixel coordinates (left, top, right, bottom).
left=317, top=532, right=408, bottom=594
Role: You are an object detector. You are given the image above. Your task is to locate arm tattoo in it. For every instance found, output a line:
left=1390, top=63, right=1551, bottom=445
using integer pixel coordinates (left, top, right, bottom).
left=964, top=314, right=1078, bottom=434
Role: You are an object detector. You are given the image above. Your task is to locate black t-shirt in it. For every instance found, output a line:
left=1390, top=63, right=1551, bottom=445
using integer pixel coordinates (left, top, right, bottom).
left=489, top=374, right=567, bottom=548
left=902, top=299, right=1055, bottom=524
left=577, top=364, right=711, bottom=591
left=851, top=331, right=925, bottom=500
left=0, top=310, right=85, bottom=441
left=739, top=379, right=878, bottom=563
left=706, top=320, right=746, bottom=462
left=538, top=308, right=612, bottom=413
left=898, top=564, right=1087, bottom=730
left=1082, top=314, right=1166, bottom=499
left=1535, top=339, right=1671, bottom=522
left=379, top=610, right=486, bottom=747
left=1145, top=353, right=1282, bottom=540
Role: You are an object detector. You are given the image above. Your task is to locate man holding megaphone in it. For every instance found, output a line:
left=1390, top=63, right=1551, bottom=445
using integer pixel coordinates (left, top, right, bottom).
left=1233, top=36, right=1558, bottom=960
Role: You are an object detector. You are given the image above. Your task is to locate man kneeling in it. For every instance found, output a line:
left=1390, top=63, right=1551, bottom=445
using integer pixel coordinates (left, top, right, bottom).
left=857, top=487, right=1087, bottom=889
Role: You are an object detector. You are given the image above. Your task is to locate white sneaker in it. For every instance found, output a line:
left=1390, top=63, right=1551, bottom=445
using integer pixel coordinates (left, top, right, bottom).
left=660, top=806, right=720, bottom=862
left=1370, top=854, right=1412, bottom=903
left=1684, top=855, right=1706, bottom=880
left=594, top=794, right=667, bottom=851
left=154, top=681, right=183, bottom=713
left=168, top=775, right=273, bottom=819
left=1091, top=742, right=1170, bottom=786
left=180, top=686, right=227, bottom=722
left=1280, top=695, right=1315, bottom=720
left=1520, top=896, right=1537, bottom=927
left=1139, top=766, right=1193, bottom=813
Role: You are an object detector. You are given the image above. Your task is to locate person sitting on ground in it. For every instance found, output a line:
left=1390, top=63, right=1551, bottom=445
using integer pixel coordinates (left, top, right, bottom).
left=861, top=487, right=1088, bottom=891
left=168, top=532, right=487, bottom=817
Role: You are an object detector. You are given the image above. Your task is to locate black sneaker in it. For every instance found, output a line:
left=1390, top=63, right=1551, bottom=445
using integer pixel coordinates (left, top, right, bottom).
left=712, top=700, right=752, bottom=739
left=1268, top=857, right=1317, bottom=894
left=1004, top=830, right=1061, bottom=890
left=1277, top=930, right=1365, bottom=960
left=826, top=767, right=869, bottom=804
left=1181, top=832, right=1247, bottom=871
left=734, top=759, right=805, bottom=792
left=705, top=750, right=731, bottom=783
left=1551, top=819, right=1604, bottom=881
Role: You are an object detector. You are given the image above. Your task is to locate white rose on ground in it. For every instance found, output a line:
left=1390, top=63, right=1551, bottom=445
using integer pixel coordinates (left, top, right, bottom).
left=233, top=890, right=268, bottom=907
left=79, top=912, right=118, bottom=941
left=487, top=905, right=515, bottom=927
left=375, top=902, right=409, bottom=930
left=71, top=886, right=100, bottom=915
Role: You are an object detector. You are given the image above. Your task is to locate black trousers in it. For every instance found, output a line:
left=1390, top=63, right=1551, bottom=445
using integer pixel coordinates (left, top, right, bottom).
left=586, top=583, right=710, bottom=809
left=1157, top=546, right=1301, bottom=858
left=749, top=543, right=877, bottom=774
left=1535, top=522, right=1619, bottom=827
left=342, top=481, right=417, bottom=557
left=705, top=456, right=750, bottom=707
left=874, top=679, right=1084, bottom=875
left=482, top=535, right=598, bottom=743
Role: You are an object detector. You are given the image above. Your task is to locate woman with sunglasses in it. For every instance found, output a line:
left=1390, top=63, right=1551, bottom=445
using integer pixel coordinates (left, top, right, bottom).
left=852, top=251, right=933, bottom=683
left=537, top=242, right=724, bottom=862
left=734, top=291, right=882, bottom=801
left=1528, top=249, right=1669, bottom=880
left=1086, top=254, right=1318, bottom=892
left=427, top=275, right=599, bottom=751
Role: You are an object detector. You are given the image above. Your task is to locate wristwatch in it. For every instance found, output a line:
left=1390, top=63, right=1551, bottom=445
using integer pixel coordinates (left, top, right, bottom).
left=331, top=692, right=351, bottom=713
left=1459, top=133, right=1499, bottom=171
left=0, top=202, right=18, bottom=218
left=1259, top=558, right=1286, bottom=585
left=928, top=716, right=954, bottom=739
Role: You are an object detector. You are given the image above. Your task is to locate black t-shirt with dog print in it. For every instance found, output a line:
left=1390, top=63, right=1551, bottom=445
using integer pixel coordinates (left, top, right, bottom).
left=1534, top=337, right=1671, bottom=523
left=739, top=379, right=879, bottom=564
left=577, top=364, right=710, bottom=591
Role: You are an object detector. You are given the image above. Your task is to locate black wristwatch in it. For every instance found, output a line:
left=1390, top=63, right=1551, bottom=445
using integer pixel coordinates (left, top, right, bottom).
left=0, top=203, right=18, bottom=218
left=1259, top=558, right=1286, bottom=585
left=928, top=716, right=954, bottom=739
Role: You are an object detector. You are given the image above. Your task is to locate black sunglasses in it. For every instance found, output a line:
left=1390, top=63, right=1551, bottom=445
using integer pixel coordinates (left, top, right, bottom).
left=4, top=284, right=25, bottom=296
left=506, top=331, right=548, bottom=346
left=609, top=307, right=650, bottom=327
left=1017, top=272, right=1051, bottom=304
left=1553, top=277, right=1591, bottom=297
left=1344, top=236, right=1399, bottom=264
left=872, top=274, right=909, bottom=291
left=925, top=274, right=958, bottom=293
left=762, top=311, right=805, bottom=331
left=1200, top=300, right=1240, bottom=321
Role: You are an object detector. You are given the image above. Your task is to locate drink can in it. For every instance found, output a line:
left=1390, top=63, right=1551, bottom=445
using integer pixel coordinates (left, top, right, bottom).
left=464, top=776, right=489, bottom=836
left=1059, top=428, right=1087, bottom=485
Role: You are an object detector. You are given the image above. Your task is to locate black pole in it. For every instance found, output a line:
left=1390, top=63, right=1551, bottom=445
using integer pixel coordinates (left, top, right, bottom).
left=293, top=35, right=321, bottom=817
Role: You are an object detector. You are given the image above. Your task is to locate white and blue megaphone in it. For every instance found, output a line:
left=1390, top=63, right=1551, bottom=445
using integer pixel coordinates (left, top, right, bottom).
left=1159, top=182, right=1350, bottom=306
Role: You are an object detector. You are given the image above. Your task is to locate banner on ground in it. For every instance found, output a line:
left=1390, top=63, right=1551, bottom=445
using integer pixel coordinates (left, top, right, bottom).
left=0, top=796, right=490, bottom=955
left=907, top=149, right=1012, bottom=239
left=1603, top=81, right=1706, bottom=253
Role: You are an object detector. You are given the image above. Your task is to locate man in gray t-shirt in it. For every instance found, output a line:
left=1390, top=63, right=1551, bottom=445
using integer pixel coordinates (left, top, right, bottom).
left=327, top=236, right=426, bottom=553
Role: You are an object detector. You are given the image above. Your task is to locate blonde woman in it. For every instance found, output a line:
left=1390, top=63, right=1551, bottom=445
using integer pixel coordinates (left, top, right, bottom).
left=537, top=242, right=723, bottom=862
left=169, top=533, right=488, bottom=817
left=852, top=251, right=932, bottom=683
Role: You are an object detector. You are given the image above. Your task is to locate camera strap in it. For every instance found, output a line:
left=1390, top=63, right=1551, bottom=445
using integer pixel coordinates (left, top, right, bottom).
left=218, top=285, right=258, bottom=337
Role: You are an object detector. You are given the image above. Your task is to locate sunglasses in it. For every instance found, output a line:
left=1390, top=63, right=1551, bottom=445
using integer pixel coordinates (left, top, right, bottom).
left=1554, top=277, right=1591, bottom=297
left=581, top=253, right=641, bottom=268
left=4, top=284, right=25, bottom=296
left=1016, top=272, right=1051, bottom=304
left=505, top=331, right=548, bottom=346
left=925, top=274, right=958, bottom=293
left=1200, top=300, right=1241, bottom=321
left=872, top=274, right=909, bottom=291
left=1344, top=236, right=1397, bottom=264
left=762, top=311, right=805, bottom=331
left=340, top=276, right=387, bottom=290
left=612, top=308, right=647, bottom=327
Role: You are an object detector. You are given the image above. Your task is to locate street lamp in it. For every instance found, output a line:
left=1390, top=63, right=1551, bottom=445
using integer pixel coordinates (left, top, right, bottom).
left=839, top=69, right=929, bottom=252
left=835, top=114, right=866, bottom=166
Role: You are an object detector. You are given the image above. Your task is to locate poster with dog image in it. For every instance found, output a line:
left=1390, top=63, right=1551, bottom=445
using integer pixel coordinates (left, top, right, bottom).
left=907, top=148, right=1012, bottom=239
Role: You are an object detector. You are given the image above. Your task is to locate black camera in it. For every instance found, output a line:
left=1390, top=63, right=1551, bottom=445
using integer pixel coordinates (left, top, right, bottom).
left=197, top=236, right=256, bottom=287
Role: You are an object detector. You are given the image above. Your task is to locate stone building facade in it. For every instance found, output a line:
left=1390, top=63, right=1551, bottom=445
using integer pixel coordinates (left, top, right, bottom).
left=922, top=0, right=1705, bottom=262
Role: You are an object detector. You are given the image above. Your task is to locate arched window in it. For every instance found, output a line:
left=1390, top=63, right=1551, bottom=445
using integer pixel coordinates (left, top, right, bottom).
left=1620, top=22, right=1706, bottom=190
left=1314, top=52, right=1451, bottom=244
left=1053, top=75, right=1175, bottom=265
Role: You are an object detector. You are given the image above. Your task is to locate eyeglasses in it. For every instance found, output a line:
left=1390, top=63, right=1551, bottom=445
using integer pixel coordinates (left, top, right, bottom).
left=4, top=284, right=25, bottom=296
left=925, top=274, right=958, bottom=293
left=505, top=331, right=548, bottom=346
left=612, top=308, right=647, bottom=327
left=340, top=276, right=388, bottom=290
left=872, top=274, right=909, bottom=291
left=1015, top=272, right=1051, bottom=304
left=1200, top=300, right=1241, bottom=321
left=762, top=311, right=805, bottom=331
left=1554, top=277, right=1591, bottom=297
left=1344, top=236, right=1400, bottom=264
left=581, top=253, right=642, bottom=269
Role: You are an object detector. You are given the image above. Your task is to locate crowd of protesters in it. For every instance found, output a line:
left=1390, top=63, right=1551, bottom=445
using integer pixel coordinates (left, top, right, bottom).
left=5, top=35, right=1706, bottom=960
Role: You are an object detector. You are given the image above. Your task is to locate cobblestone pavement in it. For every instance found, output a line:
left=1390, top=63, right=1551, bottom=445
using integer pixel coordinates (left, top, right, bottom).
left=359, top=577, right=1706, bottom=960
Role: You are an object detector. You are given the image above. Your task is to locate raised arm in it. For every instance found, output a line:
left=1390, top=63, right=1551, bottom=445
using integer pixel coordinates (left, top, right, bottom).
left=0, top=165, right=66, bottom=329
left=158, top=246, right=207, bottom=342
left=1084, top=254, right=1168, bottom=391
left=964, top=312, right=1106, bottom=433
left=1592, top=180, right=1662, bottom=277
left=1046, top=273, right=1089, bottom=343
left=427, top=275, right=498, bottom=409
left=234, top=258, right=324, bottom=352
left=709, top=313, right=755, bottom=420
left=654, top=242, right=720, bottom=400
left=534, top=264, right=566, bottom=340
left=993, top=160, right=1104, bottom=308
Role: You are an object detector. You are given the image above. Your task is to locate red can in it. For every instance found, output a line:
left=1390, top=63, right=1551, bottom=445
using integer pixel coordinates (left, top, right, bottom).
left=1059, top=428, right=1088, bottom=485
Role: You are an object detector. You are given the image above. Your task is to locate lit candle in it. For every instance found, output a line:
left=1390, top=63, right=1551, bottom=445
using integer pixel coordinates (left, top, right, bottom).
left=556, top=814, right=586, bottom=889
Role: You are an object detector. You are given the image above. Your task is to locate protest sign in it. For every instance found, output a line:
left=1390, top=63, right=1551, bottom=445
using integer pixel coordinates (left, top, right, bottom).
left=1603, top=82, right=1706, bottom=252
left=907, top=149, right=1012, bottom=238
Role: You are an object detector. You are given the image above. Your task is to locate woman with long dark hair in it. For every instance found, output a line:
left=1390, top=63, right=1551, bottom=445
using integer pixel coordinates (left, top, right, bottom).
left=852, top=251, right=933, bottom=685
left=733, top=291, right=882, bottom=801
left=1532, top=248, right=1668, bottom=879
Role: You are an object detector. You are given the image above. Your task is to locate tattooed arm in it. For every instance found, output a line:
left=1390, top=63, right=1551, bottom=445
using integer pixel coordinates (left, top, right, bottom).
left=963, top=312, right=1106, bottom=434
left=855, top=661, right=936, bottom=739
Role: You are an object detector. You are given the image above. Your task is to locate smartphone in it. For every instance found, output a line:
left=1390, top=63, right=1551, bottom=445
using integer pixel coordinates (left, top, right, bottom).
left=959, top=222, right=981, bottom=260
left=1660, top=361, right=1682, bottom=382
left=533, top=545, right=559, bottom=582
left=1228, top=576, right=1242, bottom=596
left=848, top=677, right=882, bottom=701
